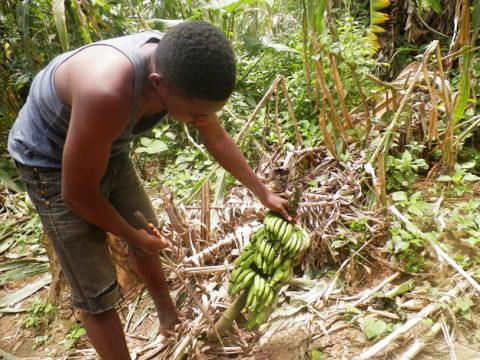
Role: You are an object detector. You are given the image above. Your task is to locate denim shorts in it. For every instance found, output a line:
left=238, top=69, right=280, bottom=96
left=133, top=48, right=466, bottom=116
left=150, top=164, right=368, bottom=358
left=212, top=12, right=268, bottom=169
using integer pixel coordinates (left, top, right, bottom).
left=16, top=153, right=157, bottom=314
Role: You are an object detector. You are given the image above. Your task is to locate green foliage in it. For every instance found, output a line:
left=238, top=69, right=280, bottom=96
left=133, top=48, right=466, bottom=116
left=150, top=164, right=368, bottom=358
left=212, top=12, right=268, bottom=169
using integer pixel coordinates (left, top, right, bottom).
left=362, top=316, right=390, bottom=339
left=437, top=162, right=480, bottom=196
left=309, top=348, right=324, bottom=360
left=450, top=200, right=480, bottom=248
left=416, top=0, right=443, bottom=15
left=317, top=16, right=379, bottom=106
left=23, top=299, right=56, bottom=331
left=331, top=218, right=370, bottom=251
left=455, top=296, right=474, bottom=320
left=386, top=150, right=428, bottom=191
left=391, top=191, right=430, bottom=218
left=64, top=323, right=87, bottom=350
left=387, top=222, right=426, bottom=273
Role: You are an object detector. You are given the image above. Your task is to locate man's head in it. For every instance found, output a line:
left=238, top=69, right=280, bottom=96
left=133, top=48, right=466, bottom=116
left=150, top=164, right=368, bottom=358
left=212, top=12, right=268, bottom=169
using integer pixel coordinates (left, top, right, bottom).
left=150, top=21, right=236, bottom=124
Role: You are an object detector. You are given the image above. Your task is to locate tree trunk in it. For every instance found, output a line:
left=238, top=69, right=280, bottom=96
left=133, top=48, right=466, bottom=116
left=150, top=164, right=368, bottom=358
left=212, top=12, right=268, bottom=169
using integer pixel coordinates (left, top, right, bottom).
left=106, top=233, right=139, bottom=293
left=41, top=232, right=139, bottom=308
left=40, top=232, right=66, bottom=307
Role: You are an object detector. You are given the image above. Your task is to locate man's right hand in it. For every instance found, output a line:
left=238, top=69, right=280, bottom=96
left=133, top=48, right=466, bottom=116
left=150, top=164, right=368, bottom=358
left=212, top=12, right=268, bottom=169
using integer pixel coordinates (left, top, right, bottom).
left=134, top=228, right=169, bottom=254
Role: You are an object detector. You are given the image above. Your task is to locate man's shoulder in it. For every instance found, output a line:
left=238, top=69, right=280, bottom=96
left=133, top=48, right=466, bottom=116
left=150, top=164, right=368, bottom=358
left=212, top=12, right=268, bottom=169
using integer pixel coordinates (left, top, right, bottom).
left=69, top=46, right=135, bottom=100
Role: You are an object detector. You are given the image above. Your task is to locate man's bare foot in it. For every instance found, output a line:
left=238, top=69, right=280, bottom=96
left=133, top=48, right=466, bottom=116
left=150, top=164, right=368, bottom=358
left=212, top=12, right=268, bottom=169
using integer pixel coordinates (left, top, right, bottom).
left=158, top=312, right=181, bottom=337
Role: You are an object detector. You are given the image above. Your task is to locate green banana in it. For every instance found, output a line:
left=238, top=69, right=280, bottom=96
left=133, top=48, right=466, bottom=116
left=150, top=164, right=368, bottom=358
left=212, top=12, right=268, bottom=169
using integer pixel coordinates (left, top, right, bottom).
left=277, top=221, right=288, bottom=242
left=282, top=223, right=293, bottom=243
left=281, top=258, right=292, bottom=271
left=282, top=226, right=293, bottom=245
left=231, top=270, right=256, bottom=295
left=272, top=267, right=284, bottom=284
left=251, top=295, right=259, bottom=313
left=263, top=241, right=272, bottom=260
left=259, top=237, right=267, bottom=256
left=284, top=232, right=297, bottom=252
left=229, top=267, right=243, bottom=283
left=265, top=287, right=274, bottom=306
left=255, top=251, right=263, bottom=269
left=272, top=252, right=283, bottom=269
left=257, top=276, right=265, bottom=298
left=291, top=233, right=302, bottom=256
left=235, top=268, right=254, bottom=285
left=246, top=282, right=256, bottom=308
left=234, top=250, right=251, bottom=267
left=267, top=243, right=276, bottom=264
left=273, top=217, right=284, bottom=238
left=264, top=213, right=275, bottom=232
left=262, top=257, right=268, bottom=273
left=253, top=274, right=260, bottom=296
left=241, top=252, right=256, bottom=269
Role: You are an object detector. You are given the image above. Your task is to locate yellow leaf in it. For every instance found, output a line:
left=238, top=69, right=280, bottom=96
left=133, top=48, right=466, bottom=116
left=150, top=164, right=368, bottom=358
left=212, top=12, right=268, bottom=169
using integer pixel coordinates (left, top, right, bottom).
left=371, top=0, right=390, bottom=11
left=370, top=24, right=386, bottom=33
left=371, top=11, right=389, bottom=25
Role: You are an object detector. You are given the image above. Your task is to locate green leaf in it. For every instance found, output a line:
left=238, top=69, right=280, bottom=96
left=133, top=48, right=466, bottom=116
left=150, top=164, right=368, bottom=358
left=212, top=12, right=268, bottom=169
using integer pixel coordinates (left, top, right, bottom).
left=0, top=263, right=49, bottom=286
left=402, top=150, right=412, bottom=163
left=331, top=240, right=346, bottom=249
left=52, top=0, right=69, bottom=51
left=437, top=175, right=453, bottom=182
left=310, top=349, right=323, bottom=360
left=345, top=306, right=362, bottom=315
left=392, top=191, right=408, bottom=202
left=260, top=36, right=300, bottom=53
left=455, top=297, right=473, bottom=312
left=407, top=203, right=425, bottom=217
left=426, top=0, right=443, bottom=14
left=134, top=138, right=168, bottom=154
left=63, top=338, right=75, bottom=350
left=462, top=173, right=480, bottom=182
left=363, top=316, right=388, bottom=339
left=461, top=161, right=476, bottom=169
left=0, top=157, right=25, bottom=193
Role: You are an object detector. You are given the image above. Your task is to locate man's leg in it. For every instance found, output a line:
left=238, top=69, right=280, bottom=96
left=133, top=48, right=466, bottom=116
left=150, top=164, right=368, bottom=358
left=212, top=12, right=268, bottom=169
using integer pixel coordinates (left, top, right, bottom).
left=109, top=156, right=180, bottom=333
left=130, top=251, right=180, bottom=334
left=83, top=309, right=131, bottom=360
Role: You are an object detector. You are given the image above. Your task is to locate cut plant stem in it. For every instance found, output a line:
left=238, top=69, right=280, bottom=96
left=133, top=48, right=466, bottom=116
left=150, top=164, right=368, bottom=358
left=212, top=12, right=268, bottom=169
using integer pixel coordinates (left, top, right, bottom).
left=207, top=290, right=248, bottom=341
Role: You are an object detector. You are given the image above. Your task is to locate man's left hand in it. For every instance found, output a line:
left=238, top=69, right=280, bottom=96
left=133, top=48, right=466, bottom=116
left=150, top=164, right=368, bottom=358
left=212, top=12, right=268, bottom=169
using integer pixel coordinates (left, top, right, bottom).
left=259, top=192, right=295, bottom=222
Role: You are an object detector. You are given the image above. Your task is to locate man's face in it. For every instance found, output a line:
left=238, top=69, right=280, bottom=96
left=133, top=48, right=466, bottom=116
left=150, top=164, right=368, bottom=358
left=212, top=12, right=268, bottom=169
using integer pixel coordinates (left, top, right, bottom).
left=163, top=92, right=227, bottom=126
left=150, top=74, right=228, bottom=125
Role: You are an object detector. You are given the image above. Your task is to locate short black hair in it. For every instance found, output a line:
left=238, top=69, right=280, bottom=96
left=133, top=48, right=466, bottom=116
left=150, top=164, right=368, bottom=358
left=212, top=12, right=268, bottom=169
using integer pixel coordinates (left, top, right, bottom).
left=155, top=20, right=236, bottom=101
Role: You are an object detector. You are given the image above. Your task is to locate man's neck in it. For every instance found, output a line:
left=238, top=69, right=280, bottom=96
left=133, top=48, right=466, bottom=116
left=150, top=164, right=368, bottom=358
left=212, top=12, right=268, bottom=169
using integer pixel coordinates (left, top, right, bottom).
left=138, top=43, right=166, bottom=117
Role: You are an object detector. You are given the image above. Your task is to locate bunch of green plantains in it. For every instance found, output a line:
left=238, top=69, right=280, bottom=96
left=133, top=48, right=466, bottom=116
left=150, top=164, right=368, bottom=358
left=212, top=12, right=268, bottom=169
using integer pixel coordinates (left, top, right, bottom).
left=228, top=211, right=310, bottom=330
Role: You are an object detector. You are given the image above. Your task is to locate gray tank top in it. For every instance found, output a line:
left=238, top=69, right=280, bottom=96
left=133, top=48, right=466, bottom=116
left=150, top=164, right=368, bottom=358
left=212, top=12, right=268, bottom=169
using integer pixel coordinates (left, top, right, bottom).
left=8, top=31, right=165, bottom=168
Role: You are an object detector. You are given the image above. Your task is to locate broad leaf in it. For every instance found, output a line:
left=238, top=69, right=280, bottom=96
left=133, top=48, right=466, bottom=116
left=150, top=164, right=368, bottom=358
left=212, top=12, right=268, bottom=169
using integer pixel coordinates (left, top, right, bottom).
left=363, top=316, right=388, bottom=339
left=134, top=138, right=168, bottom=154
left=455, top=297, right=473, bottom=312
left=392, top=191, right=408, bottom=202
left=426, top=0, right=443, bottom=15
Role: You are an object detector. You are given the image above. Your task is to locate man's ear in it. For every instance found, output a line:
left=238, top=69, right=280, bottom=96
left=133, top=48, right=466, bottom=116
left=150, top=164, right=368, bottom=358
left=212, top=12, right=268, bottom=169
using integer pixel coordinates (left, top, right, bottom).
left=149, top=73, right=167, bottom=93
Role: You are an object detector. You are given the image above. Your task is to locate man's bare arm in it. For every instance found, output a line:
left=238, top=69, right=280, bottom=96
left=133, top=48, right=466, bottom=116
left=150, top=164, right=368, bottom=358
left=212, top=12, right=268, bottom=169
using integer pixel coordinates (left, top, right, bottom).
left=195, top=116, right=292, bottom=220
left=61, top=55, right=166, bottom=252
